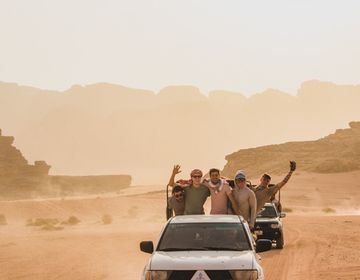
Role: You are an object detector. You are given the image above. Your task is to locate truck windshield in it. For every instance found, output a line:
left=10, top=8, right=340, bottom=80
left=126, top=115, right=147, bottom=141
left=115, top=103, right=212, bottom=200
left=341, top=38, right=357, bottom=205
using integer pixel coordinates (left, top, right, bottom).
left=158, top=223, right=250, bottom=251
left=257, top=206, right=277, bottom=218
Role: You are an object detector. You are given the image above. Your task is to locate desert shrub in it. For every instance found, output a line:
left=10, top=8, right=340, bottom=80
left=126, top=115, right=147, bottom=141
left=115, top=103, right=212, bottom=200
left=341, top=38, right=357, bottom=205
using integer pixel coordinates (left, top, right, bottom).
left=61, top=216, right=81, bottom=225
left=322, top=207, right=336, bottom=213
left=102, top=214, right=112, bottom=225
left=41, top=224, right=64, bottom=231
left=0, top=214, right=7, bottom=225
left=27, top=218, right=59, bottom=227
left=282, top=207, right=293, bottom=213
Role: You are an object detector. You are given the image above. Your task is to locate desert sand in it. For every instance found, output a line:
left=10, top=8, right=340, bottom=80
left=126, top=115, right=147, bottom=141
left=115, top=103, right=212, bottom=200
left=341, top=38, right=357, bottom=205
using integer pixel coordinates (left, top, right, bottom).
left=1, top=171, right=360, bottom=280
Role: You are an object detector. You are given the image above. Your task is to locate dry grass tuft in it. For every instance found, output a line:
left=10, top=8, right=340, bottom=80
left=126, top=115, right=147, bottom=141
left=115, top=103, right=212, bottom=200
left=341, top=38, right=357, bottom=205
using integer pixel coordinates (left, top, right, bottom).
left=27, top=218, right=60, bottom=227
left=0, top=214, right=7, bottom=225
left=282, top=207, right=293, bottom=213
left=41, top=224, right=64, bottom=231
left=26, top=218, right=63, bottom=230
left=61, top=216, right=81, bottom=225
left=102, top=214, right=113, bottom=225
left=322, top=207, right=336, bottom=213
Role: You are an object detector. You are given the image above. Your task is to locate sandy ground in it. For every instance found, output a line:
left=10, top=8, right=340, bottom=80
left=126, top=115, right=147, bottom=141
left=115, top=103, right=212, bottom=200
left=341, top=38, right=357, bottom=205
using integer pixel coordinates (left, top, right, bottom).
left=1, top=171, right=360, bottom=280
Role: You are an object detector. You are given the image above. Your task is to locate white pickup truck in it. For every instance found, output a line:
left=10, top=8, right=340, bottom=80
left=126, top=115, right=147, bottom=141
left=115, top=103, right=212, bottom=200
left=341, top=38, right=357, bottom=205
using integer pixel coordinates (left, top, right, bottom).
left=140, top=215, right=272, bottom=280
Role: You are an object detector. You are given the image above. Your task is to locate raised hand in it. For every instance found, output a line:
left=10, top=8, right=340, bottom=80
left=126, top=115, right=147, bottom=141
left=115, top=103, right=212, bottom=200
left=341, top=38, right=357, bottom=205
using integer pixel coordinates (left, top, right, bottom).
left=172, top=165, right=182, bottom=176
left=290, top=161, right=296, bottom=172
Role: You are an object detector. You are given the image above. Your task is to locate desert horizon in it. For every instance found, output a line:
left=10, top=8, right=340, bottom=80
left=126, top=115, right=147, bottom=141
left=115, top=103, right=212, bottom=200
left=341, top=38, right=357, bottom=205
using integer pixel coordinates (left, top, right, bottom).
left=1, top=79, right=360, bottom=184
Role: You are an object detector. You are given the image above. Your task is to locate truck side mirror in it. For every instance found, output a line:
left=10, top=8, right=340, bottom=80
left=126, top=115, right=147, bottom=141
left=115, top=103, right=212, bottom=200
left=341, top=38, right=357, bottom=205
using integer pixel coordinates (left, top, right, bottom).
left=256, top=239, right=272, bottom=253
left=140, top=241, right=154, bottom=254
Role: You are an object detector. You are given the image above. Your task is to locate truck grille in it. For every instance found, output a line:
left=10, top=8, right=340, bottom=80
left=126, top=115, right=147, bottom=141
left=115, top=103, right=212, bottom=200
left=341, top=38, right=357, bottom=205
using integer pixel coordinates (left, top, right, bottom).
left=168, top=270, right=232, bottom=280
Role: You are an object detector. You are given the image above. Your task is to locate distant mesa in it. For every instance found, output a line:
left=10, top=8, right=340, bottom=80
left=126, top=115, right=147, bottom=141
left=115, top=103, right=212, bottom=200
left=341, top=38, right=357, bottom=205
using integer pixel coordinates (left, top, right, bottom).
left=0, top=129, right=131, bottom=199
left=1, top=79, right=360, bottom=184
left=157, top=85, right=207, bottom=105
left=222, top=121, right=360, bottom=179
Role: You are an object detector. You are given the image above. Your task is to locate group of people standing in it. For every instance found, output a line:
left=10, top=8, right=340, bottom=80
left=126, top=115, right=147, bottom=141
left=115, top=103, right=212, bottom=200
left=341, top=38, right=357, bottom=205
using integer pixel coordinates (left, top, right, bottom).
left=168, top=161, right=296, bottom=230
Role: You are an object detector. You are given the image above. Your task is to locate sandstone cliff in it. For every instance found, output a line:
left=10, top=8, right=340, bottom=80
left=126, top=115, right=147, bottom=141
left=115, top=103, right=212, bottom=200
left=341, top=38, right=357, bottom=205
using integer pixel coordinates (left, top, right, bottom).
left=0, top=129, right=131, bottom=199
left=222, top=121, right=360, bottom=179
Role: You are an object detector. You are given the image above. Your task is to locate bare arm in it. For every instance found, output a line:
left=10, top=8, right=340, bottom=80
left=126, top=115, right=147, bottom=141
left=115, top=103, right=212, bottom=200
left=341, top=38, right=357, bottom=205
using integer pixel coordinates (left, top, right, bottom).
left=248, top=191, right=257, bottom=229
left=168, top=165, right=182, bottom=187
left=273, top=161, right=296, bottom=193
left=225, top=185, right=240, bottom=215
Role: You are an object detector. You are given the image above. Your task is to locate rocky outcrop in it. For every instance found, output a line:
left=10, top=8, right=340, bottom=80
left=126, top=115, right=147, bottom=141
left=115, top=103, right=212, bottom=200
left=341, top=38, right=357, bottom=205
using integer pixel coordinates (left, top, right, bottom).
left=0, top=129, right=131, bottom=199
left=222, top=122, right=360, bottom=179
left=0, top=129, right=51, bottom=193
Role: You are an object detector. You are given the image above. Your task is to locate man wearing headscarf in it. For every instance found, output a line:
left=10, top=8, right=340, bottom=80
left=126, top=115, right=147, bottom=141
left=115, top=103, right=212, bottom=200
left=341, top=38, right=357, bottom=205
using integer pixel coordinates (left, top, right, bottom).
left=168, top=165, right=210, bottom=215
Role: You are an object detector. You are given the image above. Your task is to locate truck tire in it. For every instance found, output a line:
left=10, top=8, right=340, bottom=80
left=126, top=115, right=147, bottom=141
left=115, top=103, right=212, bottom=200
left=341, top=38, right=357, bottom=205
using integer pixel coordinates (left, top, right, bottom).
left=276, top=235, right=284, bottom=249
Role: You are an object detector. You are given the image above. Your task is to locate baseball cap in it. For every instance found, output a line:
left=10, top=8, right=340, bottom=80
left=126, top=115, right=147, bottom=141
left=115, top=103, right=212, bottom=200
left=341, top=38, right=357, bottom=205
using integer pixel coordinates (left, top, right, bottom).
left=234, top=170, right=246, bottom=180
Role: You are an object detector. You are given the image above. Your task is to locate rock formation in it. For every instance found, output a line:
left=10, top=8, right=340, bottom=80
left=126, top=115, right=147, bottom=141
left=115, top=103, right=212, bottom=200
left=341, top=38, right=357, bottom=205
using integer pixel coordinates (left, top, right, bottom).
left=0, top=129, right=51, bottom=195
left=222, top=121, right=360, bottom=179
left=0, top=129, right=131, bottom=199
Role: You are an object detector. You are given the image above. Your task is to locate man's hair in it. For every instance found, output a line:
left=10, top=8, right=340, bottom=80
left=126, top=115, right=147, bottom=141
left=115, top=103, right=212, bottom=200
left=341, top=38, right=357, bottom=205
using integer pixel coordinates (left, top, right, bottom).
left=209, top=168, right=220, bottom=175
left=262, top=173, right=271, bottom=180
left=172, top=185, right=184, bottom=194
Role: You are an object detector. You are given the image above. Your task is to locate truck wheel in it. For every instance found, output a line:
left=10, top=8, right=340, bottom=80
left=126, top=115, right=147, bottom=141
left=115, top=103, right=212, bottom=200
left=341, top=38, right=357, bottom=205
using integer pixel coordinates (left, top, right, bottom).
left=276, top=235, right=284, bottom=249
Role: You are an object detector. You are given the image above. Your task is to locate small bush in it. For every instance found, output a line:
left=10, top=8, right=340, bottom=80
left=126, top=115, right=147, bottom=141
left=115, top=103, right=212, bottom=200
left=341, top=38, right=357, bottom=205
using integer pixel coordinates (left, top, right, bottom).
left=282, top=207, right=293, bottom=213
left=41, top=224, right=64, bottom=231
left=102, top=214, right=113, bottom=225
left=61, top=216, right=81, bottom=225
left=322, top=207, right=336, bottom=213
left=0, top=214, right=7, bottom=225
left=27, top=218, right=59, bottom=227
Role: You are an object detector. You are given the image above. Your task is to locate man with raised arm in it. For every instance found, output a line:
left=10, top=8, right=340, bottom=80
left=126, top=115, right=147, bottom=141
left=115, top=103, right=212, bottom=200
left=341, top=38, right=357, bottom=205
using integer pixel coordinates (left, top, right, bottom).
left=168, top=165, right=210, bottom=215
left=254, top=161, right=296, bottom=213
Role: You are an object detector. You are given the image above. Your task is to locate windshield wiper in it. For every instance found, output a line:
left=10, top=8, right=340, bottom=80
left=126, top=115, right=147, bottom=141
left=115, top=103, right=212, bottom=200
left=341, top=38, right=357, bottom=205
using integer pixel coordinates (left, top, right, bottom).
left=160, top=247, right=208, bottom=251
left=200, top=246, right=244, bottom=251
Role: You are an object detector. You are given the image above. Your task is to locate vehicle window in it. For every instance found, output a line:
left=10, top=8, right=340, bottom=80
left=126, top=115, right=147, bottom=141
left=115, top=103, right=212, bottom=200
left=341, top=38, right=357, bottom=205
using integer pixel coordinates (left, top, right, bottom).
left=158, top=223, right=250, bottom=251
left=257, top=206, right=277, bottom=218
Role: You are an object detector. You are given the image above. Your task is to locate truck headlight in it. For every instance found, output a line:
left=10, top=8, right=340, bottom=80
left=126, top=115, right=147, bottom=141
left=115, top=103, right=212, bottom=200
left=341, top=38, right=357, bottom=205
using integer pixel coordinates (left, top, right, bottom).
left=270, top=223, right=280, bottom=229
left=145, top=270, right=171, bottom=280
left=230, top=270, right=258, bottom=280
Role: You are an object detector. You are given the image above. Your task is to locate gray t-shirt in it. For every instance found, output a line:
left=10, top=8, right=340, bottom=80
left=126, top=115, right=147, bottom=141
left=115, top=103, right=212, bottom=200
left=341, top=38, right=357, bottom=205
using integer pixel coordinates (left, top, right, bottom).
left=168, top=196, right=185, bottom=216
left=183, top=184, right=210, bottom=215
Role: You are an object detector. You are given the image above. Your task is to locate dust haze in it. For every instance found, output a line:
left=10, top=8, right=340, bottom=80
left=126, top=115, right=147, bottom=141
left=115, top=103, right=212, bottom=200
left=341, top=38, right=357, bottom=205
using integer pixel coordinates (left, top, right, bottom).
left=1, top=80, right=360, bottom=184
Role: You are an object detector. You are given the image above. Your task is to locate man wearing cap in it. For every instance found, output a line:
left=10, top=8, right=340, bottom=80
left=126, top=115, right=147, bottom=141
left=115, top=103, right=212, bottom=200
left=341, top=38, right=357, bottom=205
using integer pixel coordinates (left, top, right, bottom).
left=254, top=161, right=296, bottom=213
left=232, top=170, right=257, bottom=230
left=168, top=165, right=210, bottom=215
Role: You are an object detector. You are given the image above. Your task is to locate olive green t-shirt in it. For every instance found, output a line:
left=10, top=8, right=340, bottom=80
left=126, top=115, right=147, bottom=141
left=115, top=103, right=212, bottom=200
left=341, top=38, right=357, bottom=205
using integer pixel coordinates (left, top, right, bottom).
left=254, top=185, right=277, bottom=213
left=183, top=184, right=210, bottom=215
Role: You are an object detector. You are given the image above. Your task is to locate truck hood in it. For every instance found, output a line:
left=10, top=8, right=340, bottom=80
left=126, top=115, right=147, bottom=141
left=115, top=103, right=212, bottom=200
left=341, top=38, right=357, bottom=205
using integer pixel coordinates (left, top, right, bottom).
left=150, top=250, right=255, bottom=270
left=256, top=217, right=279, bottom=223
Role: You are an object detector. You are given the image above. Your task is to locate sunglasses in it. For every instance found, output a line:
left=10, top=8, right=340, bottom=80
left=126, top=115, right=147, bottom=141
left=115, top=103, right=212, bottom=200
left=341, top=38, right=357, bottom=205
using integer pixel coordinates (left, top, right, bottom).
left=174, top=193, right=183, bottom=198
left=235, top=178, right=246, bottom=182
left=192, top=176, right=202, bottom=179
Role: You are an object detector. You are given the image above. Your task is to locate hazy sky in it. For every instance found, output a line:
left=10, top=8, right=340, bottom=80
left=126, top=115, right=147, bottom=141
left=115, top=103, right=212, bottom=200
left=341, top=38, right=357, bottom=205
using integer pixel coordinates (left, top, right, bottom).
left=1, top=0, right=359, bottom=95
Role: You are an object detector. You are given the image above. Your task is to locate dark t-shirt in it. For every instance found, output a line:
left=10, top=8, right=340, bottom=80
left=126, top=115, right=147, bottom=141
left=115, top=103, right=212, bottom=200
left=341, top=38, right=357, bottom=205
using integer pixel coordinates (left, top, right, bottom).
left=183, top=184, right=210, bottom=215
left=168, top=196, right=185, bottom=216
